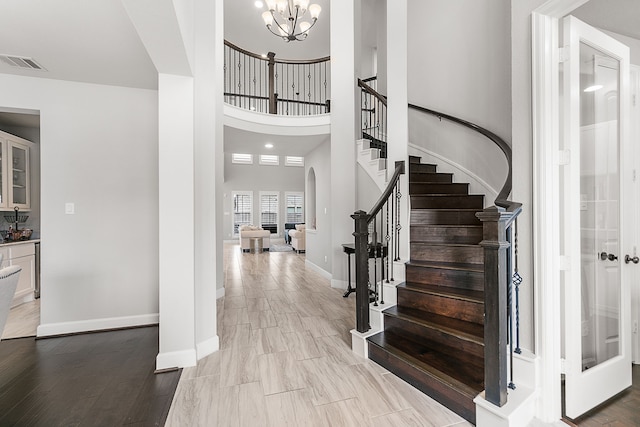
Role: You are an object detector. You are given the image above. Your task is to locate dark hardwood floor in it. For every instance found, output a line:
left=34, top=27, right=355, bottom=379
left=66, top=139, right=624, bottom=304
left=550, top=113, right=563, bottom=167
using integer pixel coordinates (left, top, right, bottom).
left=0, top=325, right=181, bottom=426
left=564, top=364, right=640, bottom=426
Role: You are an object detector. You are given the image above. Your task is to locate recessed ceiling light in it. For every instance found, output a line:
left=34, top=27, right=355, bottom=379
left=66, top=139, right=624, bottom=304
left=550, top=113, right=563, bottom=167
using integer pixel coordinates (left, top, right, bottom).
left=265, top=143, right=273, bottom=148
left=255, top=1, right=263, bottom=8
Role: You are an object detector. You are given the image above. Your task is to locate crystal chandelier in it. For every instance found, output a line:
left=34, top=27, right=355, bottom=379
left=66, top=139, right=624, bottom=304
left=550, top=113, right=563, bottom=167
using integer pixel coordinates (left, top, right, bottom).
left=261, top=0, right=322, bottom=42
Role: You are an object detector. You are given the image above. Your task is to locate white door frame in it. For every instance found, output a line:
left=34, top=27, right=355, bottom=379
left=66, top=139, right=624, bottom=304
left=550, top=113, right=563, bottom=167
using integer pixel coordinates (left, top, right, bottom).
left=531, top=0, right=590, bottom=422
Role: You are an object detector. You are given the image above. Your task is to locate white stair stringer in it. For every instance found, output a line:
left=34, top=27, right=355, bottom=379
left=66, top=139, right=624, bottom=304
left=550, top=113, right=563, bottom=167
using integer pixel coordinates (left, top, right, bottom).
left=357, top=138, right=387, bottom=191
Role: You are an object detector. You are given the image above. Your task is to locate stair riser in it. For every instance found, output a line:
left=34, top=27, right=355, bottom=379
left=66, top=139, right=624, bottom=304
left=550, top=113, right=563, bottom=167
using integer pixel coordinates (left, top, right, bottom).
left=409, top=183, right=469, bottom=195
left=409, top=173, right=453, bottom=183
left=411, top=210, right=481, bottom=226
left=411, top=195, right=484, bottom=209
left=409, top=164, right=437, bottom=173
left=396, top=287, right=484, bottom=324
left=410, top=226, right=482, bottom=245
left=410, top=244, right=484, bottom=265
left=383, top=315, right=485, bottom=363
left=368, top=342, right=477, bottom=424
left=405, top=264, right=484, bottom=291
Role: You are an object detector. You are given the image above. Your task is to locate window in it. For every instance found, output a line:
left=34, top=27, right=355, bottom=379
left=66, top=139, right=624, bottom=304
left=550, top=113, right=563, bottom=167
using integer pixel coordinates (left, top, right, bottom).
left=232, top=191, right=253, bottom=235
left=260, top=192, right=279, bottom=234
left=285, top=156, right=304, bottom=167
left=232, top=153, right=253, bottom=164
left=259, top=154, right=279, bottom=165
left=285, top=192, right=304, bottom=224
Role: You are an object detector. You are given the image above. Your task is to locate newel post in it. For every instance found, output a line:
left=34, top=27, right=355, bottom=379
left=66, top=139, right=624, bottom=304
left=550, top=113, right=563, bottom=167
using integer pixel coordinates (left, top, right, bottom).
left=476, top=206, right=511, bottom=407
left=267, top=52, right=277, bottom=114
left=352, top=210, right=370, bottom=333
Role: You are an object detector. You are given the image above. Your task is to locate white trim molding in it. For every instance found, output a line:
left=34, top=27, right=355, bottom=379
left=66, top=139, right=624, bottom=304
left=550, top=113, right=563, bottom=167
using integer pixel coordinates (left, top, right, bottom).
left=37, top=313, right=159, bottom=337
left=530, top=0, right=590, bottom=422
left=156, top=348, right=198, bottom=370
left=305, top=258, right=332, bottom=280
left=224, top=104, right=330, bottom=136
left=196, top=335, right=220, bottom=360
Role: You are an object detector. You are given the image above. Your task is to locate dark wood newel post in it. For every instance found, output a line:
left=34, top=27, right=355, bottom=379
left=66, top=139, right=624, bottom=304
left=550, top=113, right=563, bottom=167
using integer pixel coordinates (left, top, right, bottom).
left=352, top=210, right=370, bottom=333
left=267, top=52, right=276, bottom=114
left=476, top=206, right=511, bottom=407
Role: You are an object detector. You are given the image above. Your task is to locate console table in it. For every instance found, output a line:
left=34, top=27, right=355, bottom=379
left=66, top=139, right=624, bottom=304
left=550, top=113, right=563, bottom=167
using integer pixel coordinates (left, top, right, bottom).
left=342, top=242, right=388, bottom=298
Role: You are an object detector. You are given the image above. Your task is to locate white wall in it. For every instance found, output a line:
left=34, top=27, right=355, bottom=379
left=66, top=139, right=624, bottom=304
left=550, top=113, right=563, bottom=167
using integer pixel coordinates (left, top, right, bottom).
left=222, top=154, right=305, bottom=239
left=0, top=73, right=159, bottom=335
left=407, top=0, right=512, bottom=197
left=305, top=140, right=332, bottom=274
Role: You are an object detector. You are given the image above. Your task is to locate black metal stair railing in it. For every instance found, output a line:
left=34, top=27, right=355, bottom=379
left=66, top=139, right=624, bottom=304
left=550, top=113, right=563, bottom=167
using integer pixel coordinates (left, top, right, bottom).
left=352, top=161, right=404, bottom=333
left=358, top=78, right=387, bottom=158
left=224, top=40, right=330, bottom=116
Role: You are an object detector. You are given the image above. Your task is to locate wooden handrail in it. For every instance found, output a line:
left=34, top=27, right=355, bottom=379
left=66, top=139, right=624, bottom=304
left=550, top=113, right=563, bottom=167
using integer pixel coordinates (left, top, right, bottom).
left=408, top=103, right=520, bottom=212
left=367, top=161, right=404, bottom=221
left=358, top=79, right=387, bottom=107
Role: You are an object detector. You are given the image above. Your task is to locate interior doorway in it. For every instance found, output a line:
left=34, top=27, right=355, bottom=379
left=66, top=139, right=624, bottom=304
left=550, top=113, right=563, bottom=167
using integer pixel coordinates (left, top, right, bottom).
left=0, top=108, right=41, bottom=340
left=532, top=0, right=640, bottom=422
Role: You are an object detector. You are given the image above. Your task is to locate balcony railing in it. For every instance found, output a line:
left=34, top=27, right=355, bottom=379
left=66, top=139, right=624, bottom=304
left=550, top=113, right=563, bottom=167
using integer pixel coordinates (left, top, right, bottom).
left=224, top=40, right=330, bottom=116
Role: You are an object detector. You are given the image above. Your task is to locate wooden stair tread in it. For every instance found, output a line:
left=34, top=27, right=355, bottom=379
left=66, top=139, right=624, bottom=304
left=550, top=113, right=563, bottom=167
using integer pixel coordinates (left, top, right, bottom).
left=406, top=260, right=484, bottom=272
left=383, top=305, right=484, bottom=342
left=398, top=282, right=484, bottom=303
left=367, top=331, right=484, bottom=396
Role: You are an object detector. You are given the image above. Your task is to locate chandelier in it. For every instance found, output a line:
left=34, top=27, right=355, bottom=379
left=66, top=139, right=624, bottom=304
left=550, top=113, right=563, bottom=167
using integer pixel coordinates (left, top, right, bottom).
left=261, top=0, right=322, bottom=42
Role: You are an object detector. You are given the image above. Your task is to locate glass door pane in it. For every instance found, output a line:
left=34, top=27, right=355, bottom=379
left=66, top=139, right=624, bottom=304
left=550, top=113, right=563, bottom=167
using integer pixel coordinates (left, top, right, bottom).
left=579, top=42, right=620, bottom=370
left=11, top=145, right=28, bottom=206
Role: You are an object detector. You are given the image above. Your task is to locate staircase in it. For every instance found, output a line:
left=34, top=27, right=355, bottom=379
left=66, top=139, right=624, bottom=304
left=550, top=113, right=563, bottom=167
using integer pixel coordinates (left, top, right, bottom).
left=366, top=155, right=485, bottom=424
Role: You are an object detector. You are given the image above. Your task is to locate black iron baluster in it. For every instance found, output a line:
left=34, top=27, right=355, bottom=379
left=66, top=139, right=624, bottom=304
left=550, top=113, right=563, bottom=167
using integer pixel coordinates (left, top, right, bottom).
left=507, top=225, right=515, bottom=390
left=379, top=208, right=385, bottom=305
left=513, top=219, right=522, bottom=354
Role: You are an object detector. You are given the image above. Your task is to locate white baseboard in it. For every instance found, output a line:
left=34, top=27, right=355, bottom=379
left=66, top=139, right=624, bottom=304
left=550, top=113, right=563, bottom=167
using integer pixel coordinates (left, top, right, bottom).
left=157, top=348, right=198, bottom=370
left=330, top=279, right=348, bottom=290
left=216, top=286, right=225, bottom=299
left=304, top=259, right=332, bottom=280
left=36, top=313, right=159, bottom=337
left=197, top=335, right=220, bottom=360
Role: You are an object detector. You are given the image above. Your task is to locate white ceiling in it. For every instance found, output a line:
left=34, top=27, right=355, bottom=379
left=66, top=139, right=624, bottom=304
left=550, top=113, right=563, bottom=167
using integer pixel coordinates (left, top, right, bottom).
left=0, top=0, right=157, bottom=90
left=573, top=0, right=640, bottom=40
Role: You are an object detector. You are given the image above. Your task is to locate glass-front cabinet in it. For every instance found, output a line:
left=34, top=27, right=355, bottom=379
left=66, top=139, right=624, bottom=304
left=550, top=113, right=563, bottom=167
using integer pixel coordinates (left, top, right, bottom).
left=0, top=134, right=31, bottom=210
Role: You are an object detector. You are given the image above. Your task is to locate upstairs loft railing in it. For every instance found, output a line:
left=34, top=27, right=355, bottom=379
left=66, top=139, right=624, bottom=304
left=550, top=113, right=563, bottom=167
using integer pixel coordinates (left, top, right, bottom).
left=224, top=40, right=330, bottom=116
left=358, top=77, right=387, bottom=158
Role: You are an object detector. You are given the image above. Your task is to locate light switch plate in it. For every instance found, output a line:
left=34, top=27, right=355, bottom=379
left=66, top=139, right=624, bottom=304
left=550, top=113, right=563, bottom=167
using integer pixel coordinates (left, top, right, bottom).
left=65, top=202, right=75, bottom=214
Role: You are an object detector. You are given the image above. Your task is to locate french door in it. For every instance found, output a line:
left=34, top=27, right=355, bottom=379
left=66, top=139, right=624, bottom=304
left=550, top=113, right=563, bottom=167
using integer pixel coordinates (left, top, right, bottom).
left=562, top=15, right=632, bottom=419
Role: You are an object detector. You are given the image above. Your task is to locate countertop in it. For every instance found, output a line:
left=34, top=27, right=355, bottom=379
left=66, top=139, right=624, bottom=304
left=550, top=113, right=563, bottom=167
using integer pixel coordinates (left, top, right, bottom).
left=0, top=239, right=40, bottom=247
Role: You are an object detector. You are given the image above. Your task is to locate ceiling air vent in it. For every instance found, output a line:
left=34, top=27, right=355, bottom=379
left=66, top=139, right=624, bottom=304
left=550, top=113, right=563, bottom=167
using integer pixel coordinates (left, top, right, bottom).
left=0, top=55, right=46, bottom=71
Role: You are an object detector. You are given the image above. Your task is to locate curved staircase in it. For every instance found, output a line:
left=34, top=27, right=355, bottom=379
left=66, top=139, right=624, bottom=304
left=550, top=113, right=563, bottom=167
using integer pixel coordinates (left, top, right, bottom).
left=367, top=155, right=485, bottom=424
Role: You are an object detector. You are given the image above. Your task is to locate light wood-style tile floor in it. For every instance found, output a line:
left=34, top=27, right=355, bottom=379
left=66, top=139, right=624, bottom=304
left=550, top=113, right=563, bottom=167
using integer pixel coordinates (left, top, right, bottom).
left=1, top=298, right=39, bottom=339
left=166, top=242, right=473, bottom=426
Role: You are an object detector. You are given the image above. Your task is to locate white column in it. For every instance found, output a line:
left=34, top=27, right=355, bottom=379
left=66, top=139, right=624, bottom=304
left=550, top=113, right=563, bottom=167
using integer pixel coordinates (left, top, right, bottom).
left=330, top=0, right=360, bottom=289
left=193, top=0, right=222, bottom=360
left=157, top=73, right=197, bottom=369
left=386, top=0, right=409, bottom=261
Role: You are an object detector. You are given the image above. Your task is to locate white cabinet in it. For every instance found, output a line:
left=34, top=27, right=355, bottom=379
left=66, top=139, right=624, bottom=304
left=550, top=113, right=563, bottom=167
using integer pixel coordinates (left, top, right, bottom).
left=0, top=241, right=36, bottom=307
left=0, top=131, right=32, bottom=210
